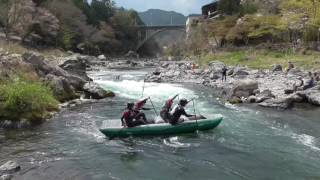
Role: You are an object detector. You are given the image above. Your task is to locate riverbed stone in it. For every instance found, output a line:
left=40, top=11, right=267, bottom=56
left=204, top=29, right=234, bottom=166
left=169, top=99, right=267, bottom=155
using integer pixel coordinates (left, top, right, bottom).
left=83, top=82, right=115, bottom=99
left=233, top=67, right=250, bottom=76
left=272, top=64, right=283, bottom=72
left=298, top=88, right=320, bottom=106
left=0, top=161, right=20, bottom=174
left=0, top=174, right=13, bottom=180
left=97, top=55, right=106, bottom=61
left=46, top=74, right=78, bottom=102
left=259, top=97, right=293, bottom=109
left=231, top=79, right=259, bottom=98
left=256, top=89, right=275, bottom=103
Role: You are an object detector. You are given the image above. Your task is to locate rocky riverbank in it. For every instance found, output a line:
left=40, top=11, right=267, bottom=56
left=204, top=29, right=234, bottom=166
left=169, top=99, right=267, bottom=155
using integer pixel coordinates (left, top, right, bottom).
left=145, top=60, right=320, bottom=109
left=0, top=49, right=115, bottom=129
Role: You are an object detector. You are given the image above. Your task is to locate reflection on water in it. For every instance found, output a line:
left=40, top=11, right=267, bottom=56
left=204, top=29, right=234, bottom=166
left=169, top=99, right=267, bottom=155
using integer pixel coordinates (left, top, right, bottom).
left=0, top=69, right=320, bottom=180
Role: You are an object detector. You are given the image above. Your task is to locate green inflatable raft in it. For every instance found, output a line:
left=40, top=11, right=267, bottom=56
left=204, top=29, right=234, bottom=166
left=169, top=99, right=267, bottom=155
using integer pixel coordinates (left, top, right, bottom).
left=99, top=117, right=223, bottom=138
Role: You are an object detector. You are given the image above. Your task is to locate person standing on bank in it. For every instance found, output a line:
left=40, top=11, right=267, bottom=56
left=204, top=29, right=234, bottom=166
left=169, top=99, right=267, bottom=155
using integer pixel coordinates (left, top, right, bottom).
left=221, top=66, right=228, bottom=82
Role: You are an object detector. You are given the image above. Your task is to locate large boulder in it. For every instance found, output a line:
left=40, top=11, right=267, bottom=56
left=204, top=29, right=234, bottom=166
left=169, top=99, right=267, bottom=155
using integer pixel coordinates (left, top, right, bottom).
left=209, top=73, right=220, bottom=80
left=0, top=174, right=13, bottom=180
left=83, top=83, right=115, bottom=99
left=256, top=89, right=275, bottom=103
left=0, top=161, right=20, bottom=174
left=97, top=55, right=106, bottom=61
left=230, top=79, right=259, bottom=98
left=297, top=87, right=320, bottom=106
left=233, top=67, right=250, bottom=76
left=208, top=61, right=225, bottom=73
left=59, top=56, right=90, bottom=81
left=272, top=64, right=283, bottom=72
left=46, top=75, right=78, bottom=102
left=22, top=52, right=53, bottom=76
left=259, top=93, right=304, bottom=109
left=124, top=51, right=139, bottom=59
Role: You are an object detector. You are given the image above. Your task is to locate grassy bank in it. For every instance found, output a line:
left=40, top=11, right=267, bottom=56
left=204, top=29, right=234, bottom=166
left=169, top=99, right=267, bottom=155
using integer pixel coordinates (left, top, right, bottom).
left=0, top=77, right=59, bottom=124
left=198, top=49, right=320, bottom=70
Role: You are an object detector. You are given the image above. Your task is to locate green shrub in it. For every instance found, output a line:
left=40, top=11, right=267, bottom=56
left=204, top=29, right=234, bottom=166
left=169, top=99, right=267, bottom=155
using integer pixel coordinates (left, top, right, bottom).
left=0, top=80, right=59, bottom=122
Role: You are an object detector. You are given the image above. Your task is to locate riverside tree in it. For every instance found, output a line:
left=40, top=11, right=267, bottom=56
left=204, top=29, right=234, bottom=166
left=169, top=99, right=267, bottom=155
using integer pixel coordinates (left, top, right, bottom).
left=0, top=0, right=24, bottom=40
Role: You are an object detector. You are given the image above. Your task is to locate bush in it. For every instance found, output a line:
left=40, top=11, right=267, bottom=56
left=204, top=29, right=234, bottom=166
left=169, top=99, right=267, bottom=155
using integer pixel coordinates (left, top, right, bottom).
left=0, top=80, right=59, bottom=123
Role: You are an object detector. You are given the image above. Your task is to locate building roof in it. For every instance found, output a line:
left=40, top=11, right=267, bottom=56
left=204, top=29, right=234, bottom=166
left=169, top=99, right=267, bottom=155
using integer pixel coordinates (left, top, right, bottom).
left=202, top=1, right=219, bottom=11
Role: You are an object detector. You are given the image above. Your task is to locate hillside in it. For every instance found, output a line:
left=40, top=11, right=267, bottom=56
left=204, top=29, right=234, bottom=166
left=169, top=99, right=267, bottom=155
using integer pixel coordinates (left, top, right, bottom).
left=0, top=0, right=159, bottom=56
left=139, top=9, right=187, bottom=26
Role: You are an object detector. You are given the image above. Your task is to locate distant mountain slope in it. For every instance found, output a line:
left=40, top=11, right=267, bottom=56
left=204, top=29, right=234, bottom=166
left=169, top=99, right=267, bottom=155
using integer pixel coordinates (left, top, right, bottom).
left=139, top=9, right=187, bottom=26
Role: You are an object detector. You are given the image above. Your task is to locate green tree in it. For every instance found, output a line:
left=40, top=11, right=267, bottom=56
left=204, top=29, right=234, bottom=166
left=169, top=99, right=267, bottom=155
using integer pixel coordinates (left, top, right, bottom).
left=218, top=0, right=241, bottom=15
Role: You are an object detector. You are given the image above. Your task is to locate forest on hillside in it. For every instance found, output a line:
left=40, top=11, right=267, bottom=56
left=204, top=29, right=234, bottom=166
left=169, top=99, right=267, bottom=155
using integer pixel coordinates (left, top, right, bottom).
left=185, top=0, right=320, bottom=55
left=0, top=0, right=159, bottom=56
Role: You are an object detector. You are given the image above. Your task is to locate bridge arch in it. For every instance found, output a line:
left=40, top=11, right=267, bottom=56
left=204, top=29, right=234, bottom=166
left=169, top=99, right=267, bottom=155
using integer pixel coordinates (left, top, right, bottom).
left=135, top=26, right=186, bottom=52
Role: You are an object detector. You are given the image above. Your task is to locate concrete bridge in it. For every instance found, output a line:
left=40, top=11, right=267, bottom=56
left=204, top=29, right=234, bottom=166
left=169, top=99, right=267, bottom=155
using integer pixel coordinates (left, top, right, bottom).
left=135, top=24, right=186, bottom=51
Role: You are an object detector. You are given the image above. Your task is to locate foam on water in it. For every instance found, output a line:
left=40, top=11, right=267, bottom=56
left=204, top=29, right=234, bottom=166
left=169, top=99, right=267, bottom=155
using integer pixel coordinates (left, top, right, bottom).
left=95, top=79, right=196, bottom=104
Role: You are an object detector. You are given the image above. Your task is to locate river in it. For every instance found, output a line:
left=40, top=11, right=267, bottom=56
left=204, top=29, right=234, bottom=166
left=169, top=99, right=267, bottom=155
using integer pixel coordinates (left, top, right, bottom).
left=1, top=68, right=320, bottom=180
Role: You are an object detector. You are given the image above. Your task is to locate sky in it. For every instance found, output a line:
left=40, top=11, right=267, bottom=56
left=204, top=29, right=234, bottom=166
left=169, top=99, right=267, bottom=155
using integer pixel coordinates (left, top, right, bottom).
left=113, top=0, right=214, bottom=15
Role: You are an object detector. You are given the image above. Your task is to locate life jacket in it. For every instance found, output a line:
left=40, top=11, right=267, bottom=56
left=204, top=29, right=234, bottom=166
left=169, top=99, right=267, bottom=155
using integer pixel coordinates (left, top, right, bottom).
left=134, top=99, right=147, bottom=111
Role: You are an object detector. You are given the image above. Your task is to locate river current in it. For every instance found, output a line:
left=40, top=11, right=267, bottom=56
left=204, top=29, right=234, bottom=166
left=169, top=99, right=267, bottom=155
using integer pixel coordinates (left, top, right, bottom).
left=1, top=69, right=320, bottom=180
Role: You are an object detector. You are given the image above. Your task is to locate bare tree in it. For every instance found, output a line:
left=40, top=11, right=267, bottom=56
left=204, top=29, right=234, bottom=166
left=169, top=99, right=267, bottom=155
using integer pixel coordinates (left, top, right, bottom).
left=0, top=0, right=25, bottom=40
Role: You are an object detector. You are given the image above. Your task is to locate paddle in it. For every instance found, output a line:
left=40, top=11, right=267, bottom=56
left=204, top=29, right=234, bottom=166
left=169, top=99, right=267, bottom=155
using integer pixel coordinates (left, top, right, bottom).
left=191, top=99, right=199, bottom=128
left=141, top=78, right=146, bottom=98
left=148, top=97, right=158, bottom=116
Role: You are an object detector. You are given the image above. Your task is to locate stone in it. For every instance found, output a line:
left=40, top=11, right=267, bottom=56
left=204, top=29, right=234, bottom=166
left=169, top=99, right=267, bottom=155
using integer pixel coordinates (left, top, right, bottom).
left=256, top=89, right=275, bottom=103
left=231, top=79, right=259, bottom=98
left=59, top=57, right=90, bottom=81
left=208, top=61, right=225, bottom=73
left=83, top=83, right=115, bottom=99
left=233, top=67, right=250, bottom=76
left=0, top=174, right=13, bottom=180
left=124, top=51, right=139, bottom=59
left=272, top=64, right=283, bottom=72
left=193, top=69, right=203, bottom=75
left=0, top=161, right=20, bottom=174
left=248, top=96, right=257, bottom=103
left=258, top=93, right=304, bottom=109
left=210, top=73, right=220, bottom=80
left=97, top=55, right=106, bottom=61
left=227, top=68, right=234, bottom=76
left=259, top=97, right=294, bottom=109
left=298, top=88, right=320, bottom=106
left=229, top=96, right=243, bottom=104
left=11, top=0, right=60, bottom=44
left=22, top=52, right=52, bottom=76
left=46, top=75, right=78, bottom=102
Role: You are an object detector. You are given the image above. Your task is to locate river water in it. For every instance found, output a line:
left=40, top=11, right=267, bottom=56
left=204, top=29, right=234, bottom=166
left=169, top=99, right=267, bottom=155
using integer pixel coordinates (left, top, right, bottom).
left=1, top=69, right=320, bottom=180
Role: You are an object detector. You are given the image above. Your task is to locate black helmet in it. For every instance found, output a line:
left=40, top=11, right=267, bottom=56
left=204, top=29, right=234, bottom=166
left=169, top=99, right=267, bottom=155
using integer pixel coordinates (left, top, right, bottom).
left=179, top=99, right=188, bottom=106
left=127, top=102, right=134, bottom=108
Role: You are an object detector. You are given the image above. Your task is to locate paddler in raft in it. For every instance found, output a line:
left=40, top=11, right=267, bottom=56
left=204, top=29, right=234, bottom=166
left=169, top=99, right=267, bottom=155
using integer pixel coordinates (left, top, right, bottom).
left=121, top=98, right=153, bottom=128
left=121, top=102, right=147, bottom=128
left=160, top=94, right=179, bottom=123
left=169, top=99, right=195, bottom=125
left=133, top=97, right=151, bottom=123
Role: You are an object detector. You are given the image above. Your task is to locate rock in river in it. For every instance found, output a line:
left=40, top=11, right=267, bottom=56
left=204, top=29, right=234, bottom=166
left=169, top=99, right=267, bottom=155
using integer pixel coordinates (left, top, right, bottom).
left=231, top=79, right=259, bottom=98
left=0, top=161, right=20, bottom=174
left=83, top=82, right=115, bottom=99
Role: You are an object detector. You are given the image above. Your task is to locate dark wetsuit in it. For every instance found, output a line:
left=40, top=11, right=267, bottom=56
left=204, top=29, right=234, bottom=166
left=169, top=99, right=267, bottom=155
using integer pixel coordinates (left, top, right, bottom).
left=221, top=67, right=227, bottom=81
left=121, top=109, right=145, bottom=128
left=169, top=105, right=193, bottom=125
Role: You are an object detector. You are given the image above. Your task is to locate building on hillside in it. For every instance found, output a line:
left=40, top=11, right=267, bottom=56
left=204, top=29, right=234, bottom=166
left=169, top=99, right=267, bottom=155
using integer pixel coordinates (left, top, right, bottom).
left=186, top=14, right=202, bottom=39
left=202, top=1, right=219, bottom=19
